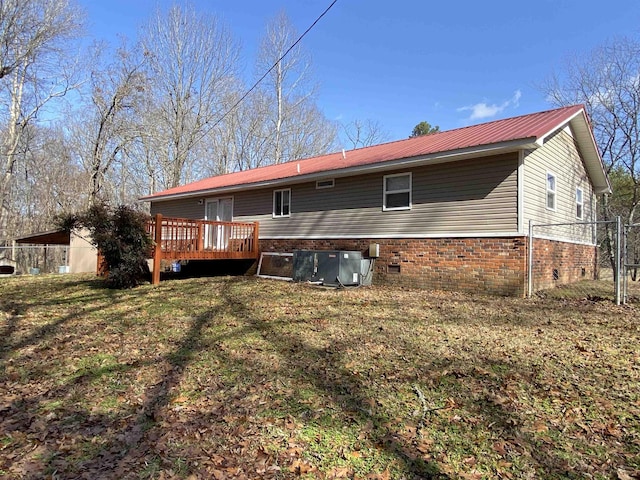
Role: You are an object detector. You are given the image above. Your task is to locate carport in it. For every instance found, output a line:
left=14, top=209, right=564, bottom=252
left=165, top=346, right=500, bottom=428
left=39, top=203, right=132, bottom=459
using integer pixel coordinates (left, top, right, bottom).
left=14, top=228, right=97, bottom=274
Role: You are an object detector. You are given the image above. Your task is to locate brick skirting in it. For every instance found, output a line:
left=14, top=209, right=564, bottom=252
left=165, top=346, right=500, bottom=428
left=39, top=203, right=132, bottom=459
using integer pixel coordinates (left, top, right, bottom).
left=531, top=238, right=597, bottom=291
left=258, top=237, right=528, bottom=296
left=256, top=237, right=597, bottom=296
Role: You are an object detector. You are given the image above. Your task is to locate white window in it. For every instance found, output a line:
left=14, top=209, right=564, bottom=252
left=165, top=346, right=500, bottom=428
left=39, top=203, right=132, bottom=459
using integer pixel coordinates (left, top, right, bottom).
left=383, top=172, right=412, bottom=211
left=273, top=189, right=291, bottom=217
left=576, top=187, right=584, bottom=219
left=546, top=172, right=556, bottom=211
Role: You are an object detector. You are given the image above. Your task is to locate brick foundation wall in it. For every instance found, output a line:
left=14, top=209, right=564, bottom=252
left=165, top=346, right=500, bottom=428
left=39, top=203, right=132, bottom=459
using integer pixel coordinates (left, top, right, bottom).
left=531, top=238, right=597, bottom=291
left=258, top=237, right=528, bottom=296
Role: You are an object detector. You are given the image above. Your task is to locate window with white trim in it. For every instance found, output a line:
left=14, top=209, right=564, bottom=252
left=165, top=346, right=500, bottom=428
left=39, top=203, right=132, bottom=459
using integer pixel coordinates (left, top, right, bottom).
left=316, top=179, right=335, bottom=189
left=383, top=172, right=412, bottom=211
left=273, top=189, right=291, bottom=217
left=576, top=187, right=584, bottom=219
left=546, top=172, right=556, bottom=210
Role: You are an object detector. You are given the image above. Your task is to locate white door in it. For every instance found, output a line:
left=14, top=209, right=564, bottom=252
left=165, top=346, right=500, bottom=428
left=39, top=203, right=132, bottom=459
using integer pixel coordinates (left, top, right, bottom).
left=205, top=197, right=233, bottom=249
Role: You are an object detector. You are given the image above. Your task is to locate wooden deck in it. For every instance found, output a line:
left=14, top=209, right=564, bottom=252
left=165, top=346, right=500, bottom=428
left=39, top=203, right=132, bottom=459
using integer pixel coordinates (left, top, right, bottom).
left=148, top=214, right=259, bottom=284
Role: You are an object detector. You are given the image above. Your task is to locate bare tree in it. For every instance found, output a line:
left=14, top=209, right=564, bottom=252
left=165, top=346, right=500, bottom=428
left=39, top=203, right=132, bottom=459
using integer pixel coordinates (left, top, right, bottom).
left=341, top=119, right=390, bottom=149
left=200, top=87, right=271, bottom=174
left=139, top=3, right=240, bottom=190
left=0, top=0, right=83, bottom=242
left=126, top=123, right=164, bottom=197
left=4, top=123, right=88, bottom=239
left=543, top=37, right=640, bottom=220
left=542, top=36, right=640, bottom=270
left=0, top=0, right=81, bottom=79
left=256, top=11, right=336, bottom=165
left=70, top=42, right=147, bottom=205
left=281, top=100, right=337, bottom=161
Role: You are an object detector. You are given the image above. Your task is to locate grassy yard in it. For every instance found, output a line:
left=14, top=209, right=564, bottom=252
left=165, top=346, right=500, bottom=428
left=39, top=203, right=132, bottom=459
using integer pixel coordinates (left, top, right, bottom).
left=0, top=274, right=639, bottom=479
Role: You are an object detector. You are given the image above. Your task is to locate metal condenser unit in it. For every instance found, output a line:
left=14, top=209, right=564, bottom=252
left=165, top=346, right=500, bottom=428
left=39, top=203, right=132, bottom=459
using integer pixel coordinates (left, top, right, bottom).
left=293, top=250, right=370, bottom=287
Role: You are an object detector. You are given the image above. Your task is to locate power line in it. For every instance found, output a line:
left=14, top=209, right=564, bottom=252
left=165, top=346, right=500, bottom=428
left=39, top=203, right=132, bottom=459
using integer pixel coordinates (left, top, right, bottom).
left=210, top=0, right=338, bottom=131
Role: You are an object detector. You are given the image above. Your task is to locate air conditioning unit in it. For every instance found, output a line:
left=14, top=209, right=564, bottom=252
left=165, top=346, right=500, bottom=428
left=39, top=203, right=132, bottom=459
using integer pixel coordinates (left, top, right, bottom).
left=293, top=250, right=371, bottom=286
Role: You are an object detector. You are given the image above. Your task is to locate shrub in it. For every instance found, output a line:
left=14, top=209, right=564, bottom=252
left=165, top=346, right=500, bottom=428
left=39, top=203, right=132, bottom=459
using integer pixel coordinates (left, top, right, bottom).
left=57, top=204, right=153, bottom=288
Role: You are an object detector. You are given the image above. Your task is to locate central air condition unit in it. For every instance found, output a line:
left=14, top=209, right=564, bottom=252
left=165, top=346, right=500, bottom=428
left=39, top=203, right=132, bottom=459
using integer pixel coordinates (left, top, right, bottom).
left=293, top=250, right=368, bottom=286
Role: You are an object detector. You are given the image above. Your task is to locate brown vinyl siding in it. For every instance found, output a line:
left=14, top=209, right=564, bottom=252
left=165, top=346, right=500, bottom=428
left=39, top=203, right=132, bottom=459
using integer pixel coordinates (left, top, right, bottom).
left=523, top=127, right=596, bottom=244
left=151, top=153, right=518, bottom=238
left=151, top=197, right=206, bottom=219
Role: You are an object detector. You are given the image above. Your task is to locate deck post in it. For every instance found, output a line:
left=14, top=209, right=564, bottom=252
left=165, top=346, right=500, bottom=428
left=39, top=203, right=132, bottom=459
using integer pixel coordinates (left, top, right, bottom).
left=96, top=250, right=105, bottom=276
left=152, top=213, right=163, bottom=285
left=197, top=221, right=204, bottom=252
left=253, top=222, right=260, bottom=255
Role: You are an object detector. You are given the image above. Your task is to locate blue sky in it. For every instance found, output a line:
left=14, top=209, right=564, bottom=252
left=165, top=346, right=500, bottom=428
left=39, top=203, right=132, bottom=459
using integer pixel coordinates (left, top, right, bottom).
left=78, top=0, right=640, bottom=143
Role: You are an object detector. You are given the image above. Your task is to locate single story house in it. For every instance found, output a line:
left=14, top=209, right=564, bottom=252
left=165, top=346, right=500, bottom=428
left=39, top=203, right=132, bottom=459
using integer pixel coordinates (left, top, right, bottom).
left=142, top=105, right=611, bottom=296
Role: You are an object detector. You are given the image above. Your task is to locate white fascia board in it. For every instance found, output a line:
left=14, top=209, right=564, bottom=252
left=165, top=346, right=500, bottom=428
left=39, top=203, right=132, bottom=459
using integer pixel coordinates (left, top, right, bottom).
left=535, top=108, right=611, bottom=194
left=571, top=119, right=612, bottom=194
left=535, top=108, right=584, bottom=146
left=146, top=139, right=537, bottom=203
left=259, top=232, right=525, bottom=240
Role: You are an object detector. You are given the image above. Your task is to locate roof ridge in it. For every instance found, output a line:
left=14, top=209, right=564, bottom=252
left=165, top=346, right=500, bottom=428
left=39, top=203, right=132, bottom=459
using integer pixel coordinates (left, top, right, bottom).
left=329, top=104, right=585, bottom=156
left=429, top=104, right=582, bottom=135
left=244, top=105, right=587, bottom=167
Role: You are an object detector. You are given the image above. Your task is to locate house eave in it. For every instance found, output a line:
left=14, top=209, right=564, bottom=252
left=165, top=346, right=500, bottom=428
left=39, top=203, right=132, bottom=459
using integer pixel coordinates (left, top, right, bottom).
left=15, top=229, right=71, bottom=245
left=568, top=116, right=612, bottom=194
left=537, top=108, right=611, bottom=195
left=144, top=138, right=538, bottom=203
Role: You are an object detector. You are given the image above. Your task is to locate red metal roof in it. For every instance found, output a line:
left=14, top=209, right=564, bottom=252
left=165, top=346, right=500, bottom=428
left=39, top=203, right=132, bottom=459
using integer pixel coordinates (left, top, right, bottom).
left=143, top=105, right=588, bottom=200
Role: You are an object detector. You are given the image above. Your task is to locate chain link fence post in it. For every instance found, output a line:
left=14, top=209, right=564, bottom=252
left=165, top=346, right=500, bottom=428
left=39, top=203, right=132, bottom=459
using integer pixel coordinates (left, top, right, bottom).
left=527, top=220, right=629, bottom=303
left=615, top=216, right=622, bottom=305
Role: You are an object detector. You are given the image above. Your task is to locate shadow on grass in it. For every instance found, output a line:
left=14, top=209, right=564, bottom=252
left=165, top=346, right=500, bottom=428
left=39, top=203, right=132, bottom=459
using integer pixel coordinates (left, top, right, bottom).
left=0, top=275, right=136, bottom=367
left=3, top=277, right=437, bottom=478
left=0, top=294, right=229, bottom=477
left=218, top=283, right=617, bottom=478
left=215, top=280, right=446, bottom=478
left=0, top=276, right=633, bottom=478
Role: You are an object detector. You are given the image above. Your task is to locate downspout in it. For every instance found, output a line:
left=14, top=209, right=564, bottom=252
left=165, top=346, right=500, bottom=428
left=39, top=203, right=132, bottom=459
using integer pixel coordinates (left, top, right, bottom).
left=528, top=220, right=534, bottom=297
left=517, top=151, right=525, bottom=235
left=518, top=150, right=527, bottom=296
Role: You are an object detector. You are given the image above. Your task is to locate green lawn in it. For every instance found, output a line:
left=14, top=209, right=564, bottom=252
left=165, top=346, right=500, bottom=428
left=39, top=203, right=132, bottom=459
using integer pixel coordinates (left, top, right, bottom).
left=0, top=274, right=639, bottom=479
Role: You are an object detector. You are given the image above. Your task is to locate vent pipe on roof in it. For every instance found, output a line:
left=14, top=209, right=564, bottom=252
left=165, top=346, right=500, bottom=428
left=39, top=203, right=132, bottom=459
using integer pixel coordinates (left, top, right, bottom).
left=342, top=149, right=346, bottom=159
left=297, top=163, right=300, bottom=173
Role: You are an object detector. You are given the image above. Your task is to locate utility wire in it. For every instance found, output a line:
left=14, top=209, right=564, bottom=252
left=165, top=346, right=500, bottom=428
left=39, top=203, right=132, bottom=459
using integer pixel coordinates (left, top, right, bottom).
left=210, top=0, right=338, bottom=130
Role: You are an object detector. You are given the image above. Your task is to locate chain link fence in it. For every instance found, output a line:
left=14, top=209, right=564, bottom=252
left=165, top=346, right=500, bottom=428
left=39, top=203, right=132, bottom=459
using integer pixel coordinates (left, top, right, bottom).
left=623, top=223, right=640, bottom=303
left=529, top=218, right=640, bottom=304
left=0, top=245, right=96, bottom=276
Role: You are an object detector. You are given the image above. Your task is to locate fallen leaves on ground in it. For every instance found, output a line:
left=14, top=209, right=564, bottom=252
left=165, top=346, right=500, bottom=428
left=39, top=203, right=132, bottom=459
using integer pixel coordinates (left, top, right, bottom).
left=0, top=274, right=639, bottom=479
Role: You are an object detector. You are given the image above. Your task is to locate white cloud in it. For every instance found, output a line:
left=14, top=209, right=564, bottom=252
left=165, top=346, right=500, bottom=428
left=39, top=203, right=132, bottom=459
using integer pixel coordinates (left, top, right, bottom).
left=458, top=90, right=522, bottom=121
left=461, top=102, right=501, bottom=120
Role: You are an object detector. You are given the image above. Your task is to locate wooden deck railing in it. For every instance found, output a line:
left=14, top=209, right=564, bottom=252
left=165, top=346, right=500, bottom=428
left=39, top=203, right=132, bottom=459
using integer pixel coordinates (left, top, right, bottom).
left=147, top=214, right=259, bottom=284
